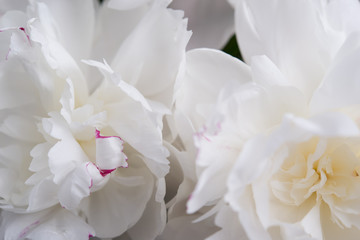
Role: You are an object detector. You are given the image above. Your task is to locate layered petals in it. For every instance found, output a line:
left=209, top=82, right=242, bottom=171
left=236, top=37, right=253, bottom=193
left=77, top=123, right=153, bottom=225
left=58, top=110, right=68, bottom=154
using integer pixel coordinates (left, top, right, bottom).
left=0, top=0, right=189, bottom=238
left=0, top=207, right=95, bottom=240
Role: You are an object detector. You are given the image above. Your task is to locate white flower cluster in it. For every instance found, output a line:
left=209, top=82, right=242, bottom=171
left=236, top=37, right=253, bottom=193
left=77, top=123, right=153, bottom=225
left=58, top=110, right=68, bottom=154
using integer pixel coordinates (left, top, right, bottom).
left=1, top=0, right=360, bottom=239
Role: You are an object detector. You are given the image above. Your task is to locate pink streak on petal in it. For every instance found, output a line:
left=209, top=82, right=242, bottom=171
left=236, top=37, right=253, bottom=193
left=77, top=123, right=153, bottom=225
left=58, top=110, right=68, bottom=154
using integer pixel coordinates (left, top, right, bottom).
left=89, top=178, right=93, bottom=189
left=186, top=194, right=193, bottom=212
left=215, top=121, right=222, bottom=135
left=85, top=162, right=94, bottom=189
left=5, top=48, right=11, bottom=60
left=18, top=220, right=40, bottom=238
left=194, top=131, right=211, bottom=142
left=19, top=27, right=32, bottom=46
left=195, top=126, right=212, bottom=142
left=89, top=234, right=94, bottom=238
left=188, top=193, right=193, bottom=201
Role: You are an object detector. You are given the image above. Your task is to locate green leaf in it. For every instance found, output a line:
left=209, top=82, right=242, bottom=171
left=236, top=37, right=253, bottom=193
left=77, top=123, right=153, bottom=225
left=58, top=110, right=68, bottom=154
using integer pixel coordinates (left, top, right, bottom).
left=222, top=34, right=243, bottom=61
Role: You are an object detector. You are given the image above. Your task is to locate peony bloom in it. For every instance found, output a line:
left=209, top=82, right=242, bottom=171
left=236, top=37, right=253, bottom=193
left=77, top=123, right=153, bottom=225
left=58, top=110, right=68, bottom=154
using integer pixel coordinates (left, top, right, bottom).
left=159, top=48, right=250, bottom=239
left=184, top=0, right=360, bottom=239
left=0, top=0, right=190, bottom=239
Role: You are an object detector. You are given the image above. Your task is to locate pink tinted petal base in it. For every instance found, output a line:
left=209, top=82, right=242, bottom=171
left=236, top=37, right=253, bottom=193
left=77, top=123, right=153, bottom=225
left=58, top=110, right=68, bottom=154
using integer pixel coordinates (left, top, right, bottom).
left=194, top=121, right=223, bottom=143
left=98, top=168, right=116, bottom=177
left=5, top=48, right=11, bottom=60
left=194, top=129, right=211, bottom=142
left=0, top=26, right=32, bottom=60
left=87, top=162, right=116, bottom=180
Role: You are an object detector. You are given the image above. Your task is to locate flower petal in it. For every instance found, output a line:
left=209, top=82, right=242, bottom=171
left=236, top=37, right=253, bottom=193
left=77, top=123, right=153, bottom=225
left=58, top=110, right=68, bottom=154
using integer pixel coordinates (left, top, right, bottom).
left=106, top=99, right=169, bottom=177
left=89, top=1, right=151, bottom=91
left=48, top=138, right=89, bottom=184
left=28, top=1, right=90, bottom=105
left=57, top=162, right=92, bottom=210
left=0, top=207, right=95, bottom=240
left=311, top=32, right=360, bottom=114
left=82, top=59, right=152, bottom=112
left=320, top=203, right=360, bottom=240
left=28, top=0, right=96, bottom=63
left=0, top=114, right=42, bottom=143
left=81, top=155, right=154, bottom=238
left=27, top=178, right=58, bottom=212
left=127, top=179, right=166, bottom=240
left=170, top=0, right=234, bottom=49
left=0, top=60, right=38, bottom=110
left=95, top=129, right=128, bottom=170
left=234, top=0, right=344, bottom=98
left=176, top=48, right=251, bottom=130
left=110, top=0, right=191, bottom=108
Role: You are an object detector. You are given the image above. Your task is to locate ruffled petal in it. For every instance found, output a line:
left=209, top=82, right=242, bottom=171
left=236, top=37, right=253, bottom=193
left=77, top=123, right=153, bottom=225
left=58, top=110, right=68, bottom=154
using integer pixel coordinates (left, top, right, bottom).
left=234, top=0, right=345, bottom=99
left=82, top=59, right=152, bottom=111
left=27, top=177, right=58, bottom=211
left=311, top=32, right=360, bottom=114
left=57, top=162, right=92, bottom=210
left=127, top=179, right=166, bottom=240
left=0, top=206, right=95, bottom=240
left=28, top=1, right=90, bottom=105
left=89, top=1, right=150, bottom=91
left=110, top=0, right=191, bottom=108
left=176, top=48, right=251, bottom=130
left=106, top=99, right=169, bottom=177
left=320, top=203, right=360, bottom=240
left=0, top=60, right=38, bottom=110
left=95, top=129, right=128, bottom=170
left=81, top=154, right=154, bottom=238
left=0, top=114, right=42, bottom=143
left=28, top=0, right=96, bottom=63
left=48, top=138, right=89, bottom=184
left=170, top=0, right=234, bottom=49
left=228, top=112, right=360, bottom=202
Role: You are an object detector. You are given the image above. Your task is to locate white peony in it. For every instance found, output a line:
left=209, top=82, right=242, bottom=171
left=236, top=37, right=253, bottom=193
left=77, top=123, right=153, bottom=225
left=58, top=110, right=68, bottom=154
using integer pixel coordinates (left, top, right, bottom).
left=0, top=0, right=190, bottom=239
left=185, top=0, right=360, bottom=239
left=158, top=48, right=250, bottom=239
